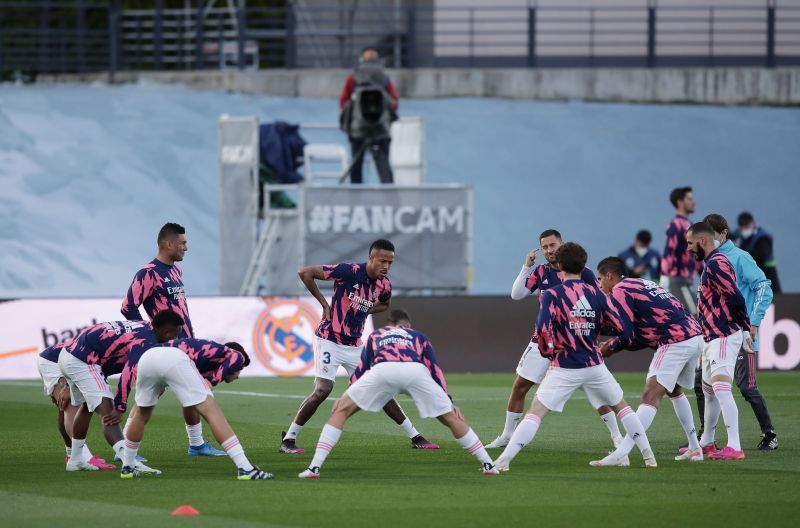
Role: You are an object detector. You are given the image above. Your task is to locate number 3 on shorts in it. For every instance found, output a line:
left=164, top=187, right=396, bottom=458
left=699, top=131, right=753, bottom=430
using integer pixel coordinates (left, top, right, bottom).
left=322, top=351, right=331, bottom=364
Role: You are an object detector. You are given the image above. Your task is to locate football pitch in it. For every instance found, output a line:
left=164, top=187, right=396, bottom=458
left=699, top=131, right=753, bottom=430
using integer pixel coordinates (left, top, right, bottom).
left=1, top=372, right=797, bottom=528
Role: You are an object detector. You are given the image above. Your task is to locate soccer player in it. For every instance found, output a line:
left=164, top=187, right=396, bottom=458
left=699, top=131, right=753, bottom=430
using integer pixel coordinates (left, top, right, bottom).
left=37, top=341, right=114, bottom=470
left=120, top=340, right=273, bottom=480
left=280, top=239, right=436, bottom=453
left=702, top=214, right=777, bottom=450
left=58, top=310, right=184, bottom=471
left=660, top=186, right=701, bottom=312
left=120, top=222, right=223, bottom=457
left=298, top=309, right=498, bottom=478
left=493, top=243, right=657, bottom=471
left=588, top=257, right=705, bottom=466
left=485, top=229, right=623, bottom=450
left=686, top=222, right=751, bottom=460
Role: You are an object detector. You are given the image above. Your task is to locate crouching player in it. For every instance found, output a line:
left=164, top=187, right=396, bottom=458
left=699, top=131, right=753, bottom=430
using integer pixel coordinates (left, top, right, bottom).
left=120, top=338, right=274, bottom=480
left=299, top=309, right=498, bottom=479
left=58, top=310, right=184, bottom=472
left=589, top=257, right=705, bottom=466
left=493, top=243, right=657, bottom=471
left=37, top=341, right=114, bottom=470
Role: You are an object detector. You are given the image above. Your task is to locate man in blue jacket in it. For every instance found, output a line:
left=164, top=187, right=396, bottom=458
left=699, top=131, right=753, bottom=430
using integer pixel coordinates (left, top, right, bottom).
left=702, top=214, right=777, bottom=450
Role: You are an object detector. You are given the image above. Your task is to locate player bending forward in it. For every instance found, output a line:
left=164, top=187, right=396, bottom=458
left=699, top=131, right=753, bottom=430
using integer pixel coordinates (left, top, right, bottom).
left=493, top=243, right=657, bottom=471
left=120, top=339, right=274, bottom=480
left=589, top=257, right=704, bottom=466
left=298, top=309, right=499, bottom=479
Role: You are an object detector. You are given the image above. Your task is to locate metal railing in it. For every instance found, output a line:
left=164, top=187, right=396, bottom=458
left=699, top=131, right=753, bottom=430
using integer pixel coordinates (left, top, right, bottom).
left=2, top=2, right=800, bottom=79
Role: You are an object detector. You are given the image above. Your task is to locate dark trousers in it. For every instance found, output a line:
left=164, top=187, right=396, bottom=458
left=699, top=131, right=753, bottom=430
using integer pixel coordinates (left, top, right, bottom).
left=693, top=348, right=774, bottom=435
left=349, top=137, right=393, bottom=184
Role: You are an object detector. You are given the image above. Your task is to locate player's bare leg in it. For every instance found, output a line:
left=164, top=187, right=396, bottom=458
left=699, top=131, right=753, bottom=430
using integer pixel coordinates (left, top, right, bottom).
left=281, top=377, right=333, bottom=453
left=67, top=398, right=123, bottom=471
left=56, top=397, right=113, bottom=470
left=182, top=405, right=225, bottom=457
left=299, top=393, right=360, bottom=478
left=486, top=375, right=534, bottom=448
left=383, top=399, right=439, bottom=449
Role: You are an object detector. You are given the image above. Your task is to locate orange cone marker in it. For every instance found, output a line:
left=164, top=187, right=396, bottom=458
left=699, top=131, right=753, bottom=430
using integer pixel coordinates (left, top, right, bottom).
left=172, top=505, right=201, bottom=516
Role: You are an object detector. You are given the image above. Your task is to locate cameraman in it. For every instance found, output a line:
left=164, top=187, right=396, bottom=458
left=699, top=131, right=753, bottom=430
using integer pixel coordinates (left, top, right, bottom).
left=339, top=47, right=398, bottom=184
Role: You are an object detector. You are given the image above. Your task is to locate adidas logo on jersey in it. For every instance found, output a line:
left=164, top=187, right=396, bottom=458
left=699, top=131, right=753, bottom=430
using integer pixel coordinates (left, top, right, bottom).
left=569, top=295, right=596, bottom=318
left=542, top=278, right=549, bottom=284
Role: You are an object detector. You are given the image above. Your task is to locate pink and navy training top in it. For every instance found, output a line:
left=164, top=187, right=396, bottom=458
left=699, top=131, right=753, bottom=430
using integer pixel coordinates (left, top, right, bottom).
left=525, top=263, right=597, bottom=341
left=170, top=338, right=245, bottom=386
left=536, top=280, right=623, bottom=369
left=697, top=249, right=750, bottom=342
left=316, top=262, right=392, bottom=347
left=121, top=259, right=194, bottom=338
left=39, top=340, right=72, bottom=363
left=660, top=215, right=701, bottom=279
left=352, top=325, right=449, bottom=397
left=605, top=277, right=702, bottom=353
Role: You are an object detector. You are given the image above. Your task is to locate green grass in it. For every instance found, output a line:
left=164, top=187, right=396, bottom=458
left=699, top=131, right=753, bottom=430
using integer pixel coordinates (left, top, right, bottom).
left=1, top=373, right=798, bottom=527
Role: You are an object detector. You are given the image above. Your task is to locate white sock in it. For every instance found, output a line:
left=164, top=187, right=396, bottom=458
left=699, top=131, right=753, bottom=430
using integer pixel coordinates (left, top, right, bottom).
left=600, top=410, right=622, bottom=440
left=713, top=381, right=741, bottom=451
left=65, top=446, right=71, bottom=457
left=123, top=439, right=140, bottom=468
left=222, top=436, right=253, bottom=471
left=496, top=413, right=541, bottom=465
left=81, top=444, right=94, bottom=463
left=455, top=428, right=492, bottom=465
left=617, top=406, right=652, bottom=455
left=69, top=438, right=85, bottom=464
left=615, top=404, right=657, bottom=457
left=671, top=393, right=701, bottom=451
left=284, top=422, right=303, bottom=441
left=310, top=424, right=342, bottom=469
left=113, top=439, right=125, bottom=458
left=502, top=411, right=522, bottom=438
left=185, top=422, right=204, bottom=447
left=699, top=385, right=720, bottom=447
left=399, top=418, right=420, bottom=439
left=123, top=415, right=131, bottom=438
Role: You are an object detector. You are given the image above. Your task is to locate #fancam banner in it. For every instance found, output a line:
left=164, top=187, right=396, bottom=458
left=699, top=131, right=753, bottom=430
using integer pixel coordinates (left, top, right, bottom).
left=0, top=297, right=372, bottom=380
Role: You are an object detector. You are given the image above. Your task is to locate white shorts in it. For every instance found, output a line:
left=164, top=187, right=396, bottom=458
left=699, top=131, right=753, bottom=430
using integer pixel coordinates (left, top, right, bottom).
left=37, top=355, right=64, bottom=397
left=535, top=364, right=624, bottom=413
left=57, top=349, right=113, bottom=412
left=136, top=346, right=212, bottom=408
left=516, top=340, right=551, bottom=384
left=314, top=337, right=362, bottom=381
left=647, top=335, right=704, bottom=392
left=701, top=330, right=743, bottom=384
left=346, top=362, right=453, bottom=419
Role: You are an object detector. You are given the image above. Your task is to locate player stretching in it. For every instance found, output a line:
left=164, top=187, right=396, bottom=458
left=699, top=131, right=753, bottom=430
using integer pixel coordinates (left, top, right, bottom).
left=485, top=229, right=623, bottom=450
left=686, top=222, right=751, bottom=460
left=121, top=339, right=273, bottom=480
left=121, top=222, right=223, bottom=457
left=299, top=309, right=498, bottom=479
left=58, top=311, right=184, bottom=471
left=588, top=257, right=704, bottom=466
left=493, top=243, right=657, bottom=471
left=37, top=341, right=114, bottom=470
left=280, top=239, right=436, bottom=453
left=699, top=214, right=777, bottom=450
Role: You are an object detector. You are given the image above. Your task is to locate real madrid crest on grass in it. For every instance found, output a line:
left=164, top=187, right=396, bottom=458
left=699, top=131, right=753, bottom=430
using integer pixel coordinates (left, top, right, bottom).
left=252, top=299, right=318, bottom=376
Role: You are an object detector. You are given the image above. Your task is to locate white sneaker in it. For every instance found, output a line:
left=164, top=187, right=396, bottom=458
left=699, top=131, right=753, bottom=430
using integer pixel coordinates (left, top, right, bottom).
left=642, top=448, right=658, bottom=468
left=485, top=435, right=510, bottom=449
left=298, top=466, right=321, bottom=479
left=66, top=459, right=99, bottom=472
left=493, top=457, right=510, bottom=472
left=481, top=462, right=500, bottom=475
left=589, top=452, right=630, bottom=467
left=674, top=449, right=703, bottom=462
left=134, top=461, right=162, bottom=475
